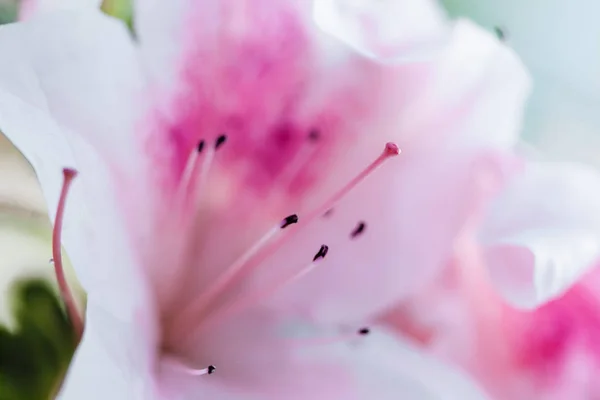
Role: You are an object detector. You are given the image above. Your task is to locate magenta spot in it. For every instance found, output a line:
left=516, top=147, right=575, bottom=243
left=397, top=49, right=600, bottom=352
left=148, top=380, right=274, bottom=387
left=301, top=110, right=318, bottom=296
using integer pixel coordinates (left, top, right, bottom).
left=508, top=280, right=600, bottom=382
left=140, top=0, right=396, bottom=199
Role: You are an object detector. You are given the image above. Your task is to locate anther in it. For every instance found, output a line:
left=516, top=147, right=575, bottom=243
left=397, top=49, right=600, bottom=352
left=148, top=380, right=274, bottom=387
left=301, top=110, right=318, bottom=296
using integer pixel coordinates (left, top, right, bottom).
left=494, top=26, right=507, bottom=41
left=53, top=168, right=83, bottom=341
left=358, top=327, right=370, bottom=336
left=323, top=208, right=333, bottom=218
left=313, top=245, right=329, bottom=261
left=215, top=134, right=227, bottom=149
left=351, top=221, right=366, bottom=238
left=281, top=214, right=299, bottom=229
left=197, top=139, right=206, bottom=153
left=208, top=365, right=216, bottom=374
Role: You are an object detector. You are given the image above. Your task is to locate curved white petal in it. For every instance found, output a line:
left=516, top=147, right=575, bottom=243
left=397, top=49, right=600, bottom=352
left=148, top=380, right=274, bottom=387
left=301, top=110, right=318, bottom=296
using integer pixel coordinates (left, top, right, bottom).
left=0, top=9, right=142, bottom=166
left=0, top=10, right=151, bottom=316
left=61, top=304, right=488, bottom=400
left=59, top=299, right=157, bottom=400
left=165, top=321, right=491, bottom=400
left=480, top=162, right=600, bottom=308
left=441, top=0, right=600, bottom=102
left=441, top=0, right=600, bottom=170
left=397, top=19, right=530, bottom=149
left=300, top=328, right=489, bottom=400
left=312, top=0, right=450, bottom=63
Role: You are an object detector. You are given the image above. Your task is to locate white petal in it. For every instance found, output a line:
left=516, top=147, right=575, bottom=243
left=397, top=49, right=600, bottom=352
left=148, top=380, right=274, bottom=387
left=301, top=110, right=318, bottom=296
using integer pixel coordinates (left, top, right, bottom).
left=480, top=162, right=600, bottom=308
left=133, top=0, right=187, bottom=92
left=59, top=299, right=158, bottom=400
left=0, top=10, right=152, bottom=316
left=441, top=0, right=600, bottom=171
left=159, top=313, right=488, bottom=400
left=20, top=0, right=101, bottom=20
left=397, top=19, right=530, bottom=149
left=0, top=10, right=142, bottom=166
left=299, top=329, right=489, bottom=400
left=312, top=0, right=450, bottom=63
left=441, top=0, right=600, bottom=103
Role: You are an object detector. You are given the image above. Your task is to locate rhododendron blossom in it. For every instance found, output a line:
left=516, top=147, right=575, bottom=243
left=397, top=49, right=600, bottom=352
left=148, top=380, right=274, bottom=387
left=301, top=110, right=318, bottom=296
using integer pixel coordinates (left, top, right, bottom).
left=0, top=1, right=532, bottom=399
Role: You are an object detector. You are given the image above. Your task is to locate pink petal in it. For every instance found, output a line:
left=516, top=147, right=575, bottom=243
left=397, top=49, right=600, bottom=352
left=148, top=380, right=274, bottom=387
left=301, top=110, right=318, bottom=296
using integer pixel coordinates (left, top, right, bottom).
left=480, top=162, right=600, bottom=308
left=313, top=0, right=450, bottom=62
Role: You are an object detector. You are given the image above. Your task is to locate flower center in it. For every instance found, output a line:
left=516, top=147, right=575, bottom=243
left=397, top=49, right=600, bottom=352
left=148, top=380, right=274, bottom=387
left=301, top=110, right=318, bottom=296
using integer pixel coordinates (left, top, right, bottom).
left=166, top=139, right=400, bottom=344
left=51, top=140, right=400, bottom=377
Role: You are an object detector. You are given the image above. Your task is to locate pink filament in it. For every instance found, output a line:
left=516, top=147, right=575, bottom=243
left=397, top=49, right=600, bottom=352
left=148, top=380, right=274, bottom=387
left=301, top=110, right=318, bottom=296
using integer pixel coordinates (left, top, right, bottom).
left=170, top=142, right=400, bottom=341
left=197, top=249, right=327, bottom=333
left=53, top=168, right=84, bottom=341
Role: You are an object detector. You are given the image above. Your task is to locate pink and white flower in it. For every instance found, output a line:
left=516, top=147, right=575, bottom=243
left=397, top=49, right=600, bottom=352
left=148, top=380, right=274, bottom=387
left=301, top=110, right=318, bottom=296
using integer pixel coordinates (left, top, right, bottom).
left=384, top=158, right=600, bottom=399
left=0, top=1, right=531, bottom=399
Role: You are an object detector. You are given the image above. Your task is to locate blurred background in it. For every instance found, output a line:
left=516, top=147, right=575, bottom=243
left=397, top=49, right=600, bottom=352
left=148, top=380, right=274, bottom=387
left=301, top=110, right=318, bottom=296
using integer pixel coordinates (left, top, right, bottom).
left=0, top=0, right=599, bottom=398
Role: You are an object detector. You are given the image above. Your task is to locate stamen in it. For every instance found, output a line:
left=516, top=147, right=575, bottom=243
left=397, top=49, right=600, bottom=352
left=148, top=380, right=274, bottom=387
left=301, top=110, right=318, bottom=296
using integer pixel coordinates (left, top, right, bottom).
left=178, top=135, right=228, bottom=210
left=280, top=214, right=299, bottom=229
left=197, top=140, right=206, bottom=153
left=351, top=221, right=366, bottom=238
left=53, top=168, right=84, bottom=341
left=166, top=356, right=216, bottom=376
left=291, top=327, right=372, bottom=347
left=170, top=214, right=300, bottom=338
left=303, top=142, right=399, bottom=223
left=185, top=364, right=216, bottom=376
left=170, top=143, right=400, bottom=341
left=194, top=244, right=331, bottom=333
left=215, top=134, right=227, bottom=149
left=312, top=244, right=329, bottom=261
left=178, top=139, right=207, bottom=205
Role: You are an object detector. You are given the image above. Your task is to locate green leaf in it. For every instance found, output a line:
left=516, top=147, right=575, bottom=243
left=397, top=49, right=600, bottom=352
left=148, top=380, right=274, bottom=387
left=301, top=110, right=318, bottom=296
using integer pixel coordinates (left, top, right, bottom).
left=101, top=0, right=135, bottom=35
left=0, top=279, right=77, bottom=400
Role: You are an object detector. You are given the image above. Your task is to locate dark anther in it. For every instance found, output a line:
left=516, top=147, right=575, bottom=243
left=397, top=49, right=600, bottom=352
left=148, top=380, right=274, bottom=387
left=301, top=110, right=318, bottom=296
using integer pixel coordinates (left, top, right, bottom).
left=494, top=26, right=507, bottom=41
left=208, top=365, right=216, bottom=374
left=215, top=134, right=227, bottom=149
left=313, top=245, right=329, bottom=262
left=197, top=140, right=206, bottom=153
left=358, top=327, right=370, bottom=336
left=308, top=129, right=321, bottom=142
left=323, top=208, right=333, bottom=218
left=351, top=221, right=366, bottom=239
left=281, top=214, right=299, bottom=229
left=49, top=258, right=54, bottom=264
